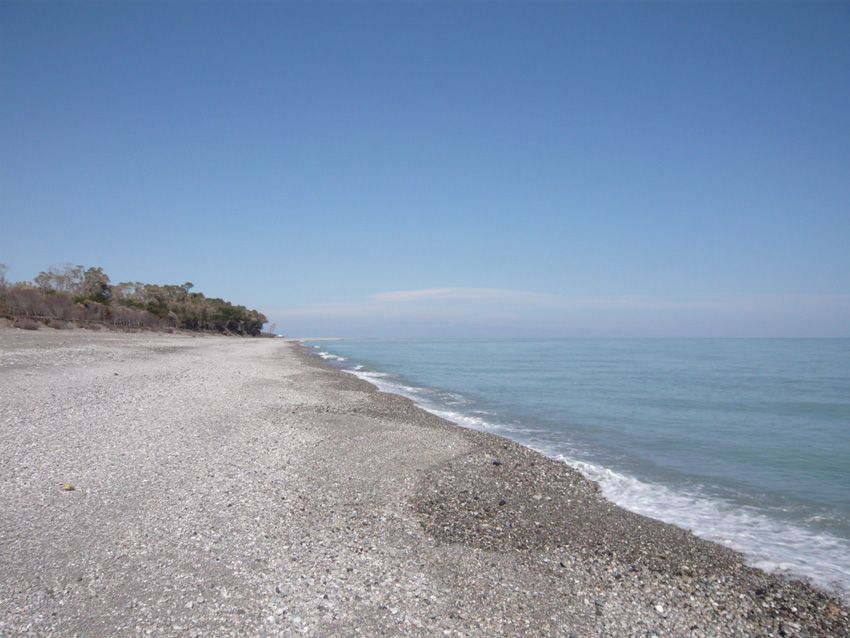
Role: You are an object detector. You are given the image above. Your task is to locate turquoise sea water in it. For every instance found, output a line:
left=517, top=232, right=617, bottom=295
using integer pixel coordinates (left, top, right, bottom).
left=304, top=338, right=850, bottom=598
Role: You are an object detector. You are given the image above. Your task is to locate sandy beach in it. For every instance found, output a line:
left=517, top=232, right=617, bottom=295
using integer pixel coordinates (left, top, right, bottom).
left=0, top=329, right=847, bottom=637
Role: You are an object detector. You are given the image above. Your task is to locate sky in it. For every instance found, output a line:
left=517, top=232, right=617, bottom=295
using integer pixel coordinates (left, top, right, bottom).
left=1, top=1, right=849, bottom=337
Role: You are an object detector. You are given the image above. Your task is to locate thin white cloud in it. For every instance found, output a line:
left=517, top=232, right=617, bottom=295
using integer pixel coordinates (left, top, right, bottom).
left=366, top=288, right=743, bottom=311
left=369, top=287, right=518, bottom=302
left=267, top=288, right=850, bottom=336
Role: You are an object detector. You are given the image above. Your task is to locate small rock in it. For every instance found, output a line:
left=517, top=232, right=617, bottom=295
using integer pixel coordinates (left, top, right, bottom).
left=655, top=603, right=665, bottom=614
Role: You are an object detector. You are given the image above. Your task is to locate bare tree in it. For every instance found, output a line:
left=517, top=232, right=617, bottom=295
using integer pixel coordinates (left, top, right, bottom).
left=34, top=264, right=84, bottom=293
left=6, top=288, right=47, bottom=317
left=0, top=263, right=8, bottom=313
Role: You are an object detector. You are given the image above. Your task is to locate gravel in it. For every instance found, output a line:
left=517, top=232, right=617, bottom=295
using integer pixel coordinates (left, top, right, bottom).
left=1, top=328, right=847, bottom=636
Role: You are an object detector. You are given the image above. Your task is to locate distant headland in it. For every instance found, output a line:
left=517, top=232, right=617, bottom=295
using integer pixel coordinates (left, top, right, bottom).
left=0, top=263, right=268, bottom=336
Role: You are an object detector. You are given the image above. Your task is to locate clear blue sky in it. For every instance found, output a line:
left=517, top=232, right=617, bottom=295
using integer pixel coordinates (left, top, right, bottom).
left=2, top=2, right=849, bottom=337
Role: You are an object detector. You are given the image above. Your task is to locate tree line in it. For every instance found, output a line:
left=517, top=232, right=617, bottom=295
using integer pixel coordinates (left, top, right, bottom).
left=0, top=263, right=268, bottom=336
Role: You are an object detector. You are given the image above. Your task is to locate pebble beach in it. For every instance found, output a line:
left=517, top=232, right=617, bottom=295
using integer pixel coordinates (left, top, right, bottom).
left=1, top=328, right=848, bottom=636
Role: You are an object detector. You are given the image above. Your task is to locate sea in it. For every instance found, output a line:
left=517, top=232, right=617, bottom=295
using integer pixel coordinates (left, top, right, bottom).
left=302, top=338, right=850, bottom=599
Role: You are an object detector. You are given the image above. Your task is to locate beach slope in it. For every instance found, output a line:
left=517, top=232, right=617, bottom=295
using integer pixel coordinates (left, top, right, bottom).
left=0, top=330, right=847, bottom=636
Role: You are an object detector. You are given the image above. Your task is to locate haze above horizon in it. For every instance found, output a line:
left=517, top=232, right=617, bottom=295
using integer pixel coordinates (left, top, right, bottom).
left=2, top=2, right=848, bottom=337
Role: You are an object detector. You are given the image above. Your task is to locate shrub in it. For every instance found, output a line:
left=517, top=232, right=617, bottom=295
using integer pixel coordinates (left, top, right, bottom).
left=15, top=318, right=40, bottom=330
left=43, top=293, right=77, bottom=320
left=48, top=319, right=72, bottom=329
left=82, top=300, right=108, bottom=322
left=6, top=287, right=47, bottom=317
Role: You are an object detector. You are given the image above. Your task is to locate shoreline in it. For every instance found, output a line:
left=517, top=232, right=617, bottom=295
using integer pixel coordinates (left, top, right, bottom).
left=297, top=340, right=850, bottom=602
left=1, top=329, right=848, bottom=636
left=293, top=343, right=850, bottom=635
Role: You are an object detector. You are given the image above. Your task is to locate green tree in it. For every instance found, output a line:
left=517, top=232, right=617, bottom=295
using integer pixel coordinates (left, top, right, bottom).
left=81, top=267, right=112, bottom=303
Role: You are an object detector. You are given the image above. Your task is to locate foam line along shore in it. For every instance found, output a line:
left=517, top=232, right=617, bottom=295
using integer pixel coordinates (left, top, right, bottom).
left=301, top=337, right=850, bottom=603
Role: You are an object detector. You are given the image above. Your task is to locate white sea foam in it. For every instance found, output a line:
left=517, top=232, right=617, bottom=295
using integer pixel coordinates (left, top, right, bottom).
left=317, top=351, right=347, bottom=362
left=351, top=370, right=389, bottom=380
left=429, top=407, right=516, bottom=433
left=551, top=454, right=850, bottom=599
left=344, top=368, right=532, bottom=435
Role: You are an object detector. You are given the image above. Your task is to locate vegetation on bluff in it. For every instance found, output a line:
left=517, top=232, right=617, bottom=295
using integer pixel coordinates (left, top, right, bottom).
left=0, top=263, right=268, bottom=336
